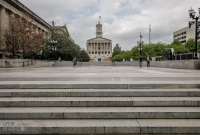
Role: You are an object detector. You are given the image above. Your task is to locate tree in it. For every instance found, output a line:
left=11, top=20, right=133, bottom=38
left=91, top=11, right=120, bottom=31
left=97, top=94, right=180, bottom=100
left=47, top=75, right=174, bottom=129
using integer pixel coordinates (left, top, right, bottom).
left=184, top=38, right=200, bottom=52
left=0, top=15, right=45, bottom=58
left=42, top=26, right=88, bottom=61
left=171, top=39, right=182, bottom=46
left=112, top=44, right=122, bottom=58
left=79, top=49, right=90, bottom=62
left=185, top=38, right=195, bottom=51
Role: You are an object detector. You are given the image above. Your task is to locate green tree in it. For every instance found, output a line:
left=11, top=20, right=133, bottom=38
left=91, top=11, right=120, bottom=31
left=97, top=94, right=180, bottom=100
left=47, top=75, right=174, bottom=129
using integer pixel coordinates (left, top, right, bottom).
left=41, top=27, right=88, bottom=61
left=112, top=44, right=122, bottom=58
left=185, top=38, right=200, bottom=52
left=114, top=54, right=123, bottom=61
left=121, top=51, right=132, bottom=61
left=185, top=38, right=195, bottom=51
left=79, top=49, right=90, bottom=62
left=171, top=39, right=182, bottom=46
left=131, top=46, right=140, bottom=60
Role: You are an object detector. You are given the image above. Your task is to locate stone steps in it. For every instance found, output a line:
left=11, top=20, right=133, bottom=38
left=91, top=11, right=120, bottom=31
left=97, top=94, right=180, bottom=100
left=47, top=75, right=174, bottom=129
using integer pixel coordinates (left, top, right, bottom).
left=0, top=81, right=200, bottom=89
left=1, top=89, right=200, bottom=97
left=1, top=119, right=200, bottom=134
left=1, top=107, right=200, bottom=119
left=1, top=83, right=200, bottom=134
left=0, top=97, right=200, bottom=107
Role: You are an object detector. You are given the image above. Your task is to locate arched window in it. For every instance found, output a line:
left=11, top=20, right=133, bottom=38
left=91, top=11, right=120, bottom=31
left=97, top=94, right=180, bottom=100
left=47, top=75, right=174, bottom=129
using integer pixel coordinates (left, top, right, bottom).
left=108, top=51, right=110, bottom=54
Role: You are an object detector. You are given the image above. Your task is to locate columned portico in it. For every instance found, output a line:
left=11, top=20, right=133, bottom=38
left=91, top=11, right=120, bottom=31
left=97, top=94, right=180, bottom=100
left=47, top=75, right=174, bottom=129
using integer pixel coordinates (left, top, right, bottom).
left=0, top=0, right=52, bottom=58
left=86, top=21, right=112, bottom=60
left=0, top=0, right=51, bottom=34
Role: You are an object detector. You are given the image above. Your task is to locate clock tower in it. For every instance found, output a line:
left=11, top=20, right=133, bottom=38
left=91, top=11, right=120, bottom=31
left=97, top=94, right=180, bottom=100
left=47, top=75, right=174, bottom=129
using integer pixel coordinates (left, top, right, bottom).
left=86, top=20, right=112, bottom=61
left=96, top=21, right=103, bottom=37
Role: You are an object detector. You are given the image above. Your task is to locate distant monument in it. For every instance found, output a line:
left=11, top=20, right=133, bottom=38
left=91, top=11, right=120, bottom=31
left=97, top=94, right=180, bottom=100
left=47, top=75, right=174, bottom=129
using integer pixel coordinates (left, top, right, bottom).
left=86, top=20, right=112, bottom=61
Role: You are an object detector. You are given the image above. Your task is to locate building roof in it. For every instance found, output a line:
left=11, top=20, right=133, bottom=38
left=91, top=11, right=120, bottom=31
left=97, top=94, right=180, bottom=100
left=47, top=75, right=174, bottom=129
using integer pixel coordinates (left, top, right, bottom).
left=5, top=0, right=51, bottom=29
left=87, top=37, right=112, bottom=42
left=54, top=24, right=70, bottom=36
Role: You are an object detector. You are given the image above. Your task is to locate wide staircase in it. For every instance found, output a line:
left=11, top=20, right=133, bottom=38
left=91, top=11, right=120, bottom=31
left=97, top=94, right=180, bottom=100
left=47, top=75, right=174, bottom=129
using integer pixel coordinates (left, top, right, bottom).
left=0, top=82, right=200, bottom=134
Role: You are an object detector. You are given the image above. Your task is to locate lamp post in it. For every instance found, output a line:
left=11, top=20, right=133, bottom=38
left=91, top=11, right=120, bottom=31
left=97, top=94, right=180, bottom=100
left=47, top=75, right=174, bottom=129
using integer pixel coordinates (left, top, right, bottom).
left=137, top=41, right=144, bottom=55
left=188, top=7, right=200, bottom=59
left=49, top=40, right=57, bottom=62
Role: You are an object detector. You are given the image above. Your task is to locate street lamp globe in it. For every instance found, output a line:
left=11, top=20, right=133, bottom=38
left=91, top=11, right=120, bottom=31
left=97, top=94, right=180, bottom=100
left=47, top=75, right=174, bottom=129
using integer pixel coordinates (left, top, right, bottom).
left=192, top=11, right=196, bottom=17
left=189, top=8, right=194, bottom=18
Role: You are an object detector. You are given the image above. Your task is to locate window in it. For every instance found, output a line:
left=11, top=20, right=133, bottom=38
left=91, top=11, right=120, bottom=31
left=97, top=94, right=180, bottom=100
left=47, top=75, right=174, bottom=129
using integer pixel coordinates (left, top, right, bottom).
left=181, top=40, right=186, bottom=43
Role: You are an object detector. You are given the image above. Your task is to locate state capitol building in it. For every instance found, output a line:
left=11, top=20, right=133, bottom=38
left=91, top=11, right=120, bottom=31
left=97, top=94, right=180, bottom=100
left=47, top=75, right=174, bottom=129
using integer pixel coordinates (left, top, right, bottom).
left=86, top=21, right=112, bottom=61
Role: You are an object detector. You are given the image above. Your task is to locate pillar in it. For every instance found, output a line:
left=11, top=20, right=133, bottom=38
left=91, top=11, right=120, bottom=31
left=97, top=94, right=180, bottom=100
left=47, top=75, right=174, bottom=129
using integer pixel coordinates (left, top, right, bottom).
left=0, top=6, right=5, bottom=33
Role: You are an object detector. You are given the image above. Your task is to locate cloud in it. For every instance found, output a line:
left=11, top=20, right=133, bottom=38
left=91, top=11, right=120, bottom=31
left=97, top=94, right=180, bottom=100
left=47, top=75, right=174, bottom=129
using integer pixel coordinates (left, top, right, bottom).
left=19, top=0, right=200, bottom=50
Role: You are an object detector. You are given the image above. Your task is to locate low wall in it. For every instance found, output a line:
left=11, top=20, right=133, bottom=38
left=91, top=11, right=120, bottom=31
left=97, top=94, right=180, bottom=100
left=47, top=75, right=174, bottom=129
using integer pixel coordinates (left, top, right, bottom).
left=54, top=61, right=140, bottom=67
left=0, top=59, right=34, bottom=68
left=34, top=61, right=54, bottom=68
left=0, top=59, right=54, bottom=68
left=150, top=60, right=200, bottom=69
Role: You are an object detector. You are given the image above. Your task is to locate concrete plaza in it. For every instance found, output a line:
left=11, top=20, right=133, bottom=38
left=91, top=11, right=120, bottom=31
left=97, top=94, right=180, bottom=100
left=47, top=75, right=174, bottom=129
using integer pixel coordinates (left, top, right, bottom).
left=0, top=66, right=200, bottom=82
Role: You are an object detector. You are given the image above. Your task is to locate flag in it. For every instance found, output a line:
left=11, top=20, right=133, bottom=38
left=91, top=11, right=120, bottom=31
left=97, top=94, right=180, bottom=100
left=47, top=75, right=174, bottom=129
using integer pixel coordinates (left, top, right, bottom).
left=99, top=16, right=101, bottom=19
left=140, top=35, right=143, bottom=38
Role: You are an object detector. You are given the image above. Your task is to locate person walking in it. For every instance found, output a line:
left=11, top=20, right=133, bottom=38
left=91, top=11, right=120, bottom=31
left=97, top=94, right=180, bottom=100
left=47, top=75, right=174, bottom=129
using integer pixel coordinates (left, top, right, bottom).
left=146, top=55, right=150, bottom=67
left=72, top=56, right=77, bottom=68
left=139, top=55, right=143, bottom=67
left=58, top=57, right=62, bottom=62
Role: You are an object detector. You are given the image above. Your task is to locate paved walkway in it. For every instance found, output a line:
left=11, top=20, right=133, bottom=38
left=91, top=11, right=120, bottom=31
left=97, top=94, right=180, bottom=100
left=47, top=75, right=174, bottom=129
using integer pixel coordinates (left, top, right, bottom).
left=0, top=66, right=200, bottom=81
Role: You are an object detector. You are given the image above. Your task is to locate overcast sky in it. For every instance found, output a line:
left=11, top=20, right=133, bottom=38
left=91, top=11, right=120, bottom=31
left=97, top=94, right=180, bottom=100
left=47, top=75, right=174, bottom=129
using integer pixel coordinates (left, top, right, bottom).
left=19, top=0, right=200, bottom=51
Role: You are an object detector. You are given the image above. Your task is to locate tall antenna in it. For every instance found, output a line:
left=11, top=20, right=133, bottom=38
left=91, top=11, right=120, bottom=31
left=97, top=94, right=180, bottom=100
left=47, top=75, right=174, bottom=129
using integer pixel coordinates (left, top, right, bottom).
left=149, top=24, right=151, bottom=44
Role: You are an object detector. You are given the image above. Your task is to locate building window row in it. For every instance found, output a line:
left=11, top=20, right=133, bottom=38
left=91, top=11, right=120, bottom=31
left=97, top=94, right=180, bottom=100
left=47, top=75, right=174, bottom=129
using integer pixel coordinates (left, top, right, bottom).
left=89, top=47, right=110, bottom=50
left=181, top=40, right=186, bottom=43
left=88, top=51, right=111, bottom=54
left=177, top=36, right=186, bottom=40
left=174, top=31, right=186, bottom=38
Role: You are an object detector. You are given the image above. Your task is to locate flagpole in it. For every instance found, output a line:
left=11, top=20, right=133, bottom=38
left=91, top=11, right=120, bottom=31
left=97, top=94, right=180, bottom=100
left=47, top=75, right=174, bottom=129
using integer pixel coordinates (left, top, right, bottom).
left=140, top=32, right=141, bottom=55
left=149, top=24, right=150, bottom=44
left=149, top=24, right=151, bottom=44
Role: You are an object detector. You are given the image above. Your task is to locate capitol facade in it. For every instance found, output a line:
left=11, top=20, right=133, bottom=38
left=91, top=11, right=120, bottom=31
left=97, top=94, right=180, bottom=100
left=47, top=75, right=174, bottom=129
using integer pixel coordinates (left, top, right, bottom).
left=86, top=21, right=112, bottom=61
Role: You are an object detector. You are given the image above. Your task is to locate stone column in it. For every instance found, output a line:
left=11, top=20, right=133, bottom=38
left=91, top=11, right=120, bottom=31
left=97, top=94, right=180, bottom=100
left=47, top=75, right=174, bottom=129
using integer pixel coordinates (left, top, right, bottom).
left=36, top=27, right=39, bottom=34
left=111, top=43, right=112, bottom=54
left=0, top=6, right=5, bottom=33
left=42, top=30, right=45, bottom=38
left=10, top=12, right=14, bottom=20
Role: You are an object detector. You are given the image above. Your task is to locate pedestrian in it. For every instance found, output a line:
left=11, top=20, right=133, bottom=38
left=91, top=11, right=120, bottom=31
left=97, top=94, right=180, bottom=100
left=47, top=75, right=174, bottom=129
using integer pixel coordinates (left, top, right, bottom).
left=139, top=55, right=143, bottom=67
left=146, top=55, right=150, bottom=67
left=58, top=57, right=62, bottom=62
left=72, top=56, right=77, bottom=68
